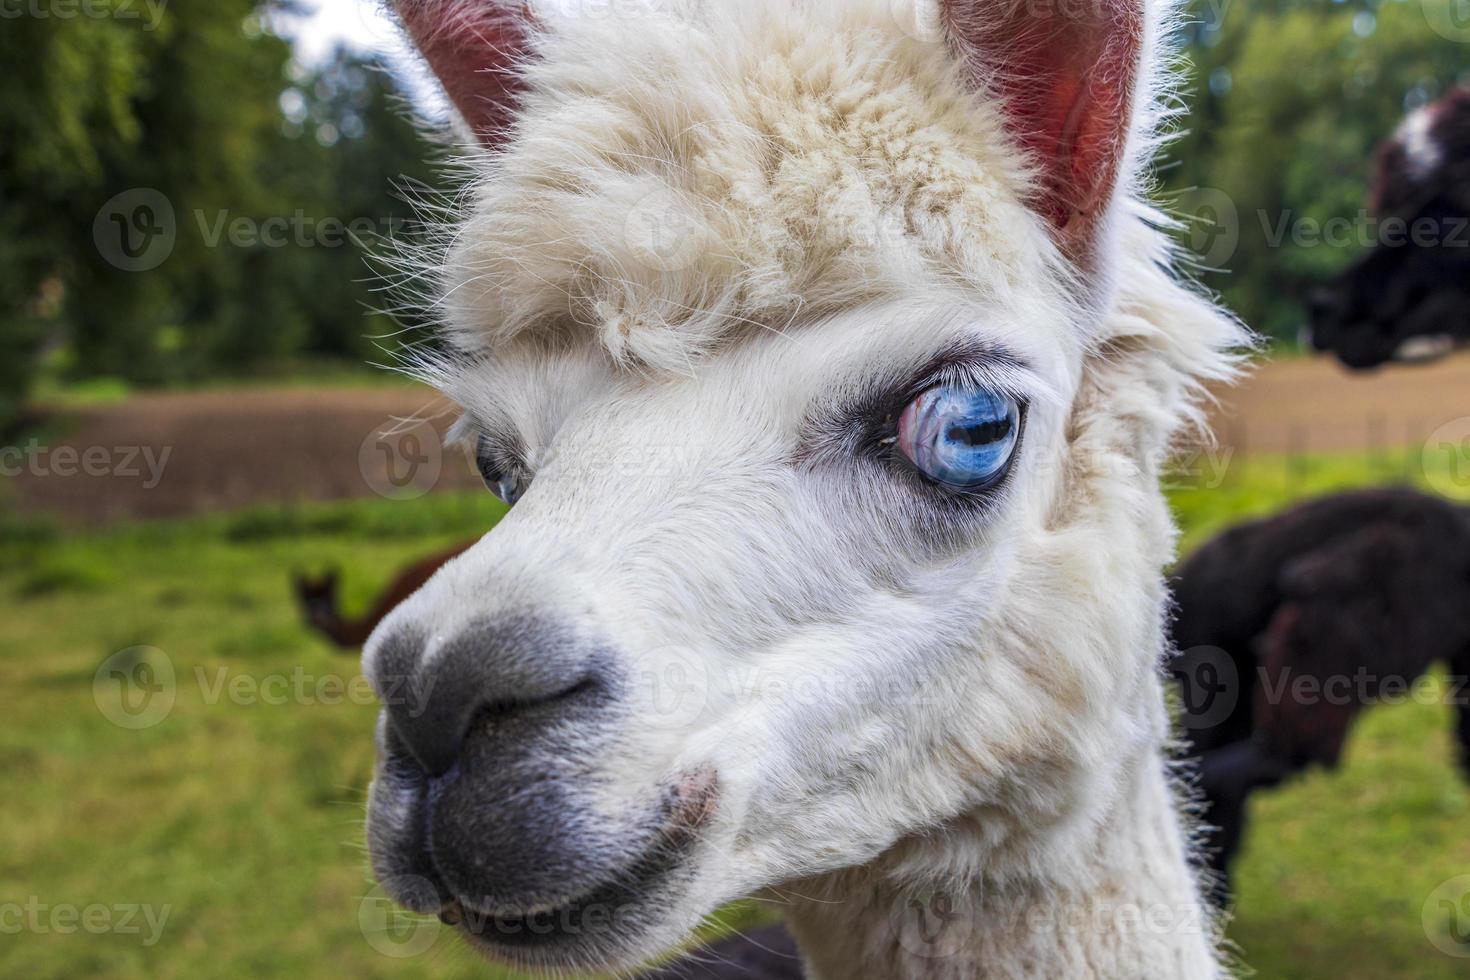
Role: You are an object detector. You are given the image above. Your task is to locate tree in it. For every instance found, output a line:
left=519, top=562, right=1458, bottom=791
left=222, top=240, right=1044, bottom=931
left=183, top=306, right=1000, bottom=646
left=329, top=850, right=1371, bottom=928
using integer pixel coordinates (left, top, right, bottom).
left=0, top=1, right=438, bottom=427
left=1161, top=0, right=1470, bottom=341
left=259, top=46, right=441, bottom=365
left=0, top=0, right=154, bottom=423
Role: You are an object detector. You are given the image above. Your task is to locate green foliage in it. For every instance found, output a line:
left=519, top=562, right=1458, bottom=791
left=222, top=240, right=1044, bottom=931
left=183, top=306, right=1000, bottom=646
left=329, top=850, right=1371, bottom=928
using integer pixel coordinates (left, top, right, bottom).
left=1163, top=0, right=1470, bottom=341
left=219, top=492, right=507, bottom=543
left=0, top=2, right=438, bottom=426
left=261, top=54, right=443, bottom=362
left=6, top=0, right=1470, bottom=417
left=0, top=0, right=148, bottom=425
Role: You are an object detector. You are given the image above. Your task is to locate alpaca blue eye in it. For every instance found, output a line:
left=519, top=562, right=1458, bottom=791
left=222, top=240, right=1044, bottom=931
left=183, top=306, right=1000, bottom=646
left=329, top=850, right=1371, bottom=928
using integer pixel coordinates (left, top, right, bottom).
left=474, top=435, right=526, bottom=505
left=896, top=385, right=1021, bottom=489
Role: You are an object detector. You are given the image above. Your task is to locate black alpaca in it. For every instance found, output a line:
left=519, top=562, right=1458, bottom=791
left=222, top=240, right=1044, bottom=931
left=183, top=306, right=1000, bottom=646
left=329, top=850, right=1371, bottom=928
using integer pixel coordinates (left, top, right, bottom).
left=1169, top=487, right=1470, bottom=903
left=1306, top=88, right=1470, bottom=369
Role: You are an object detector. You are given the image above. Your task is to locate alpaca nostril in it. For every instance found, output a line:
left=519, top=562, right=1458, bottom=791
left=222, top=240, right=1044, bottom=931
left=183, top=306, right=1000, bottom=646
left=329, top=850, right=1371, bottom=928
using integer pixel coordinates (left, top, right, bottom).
left=373, top=615, right=606, bottom=779
left=389, top=694, right=480, bottom=779
left=390, top=678, right=598, bottom=778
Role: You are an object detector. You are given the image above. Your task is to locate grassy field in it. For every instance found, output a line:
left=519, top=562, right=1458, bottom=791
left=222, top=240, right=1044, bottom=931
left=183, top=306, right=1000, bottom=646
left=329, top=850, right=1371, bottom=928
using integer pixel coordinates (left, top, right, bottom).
left=2, top=450, right=1467, bottom=978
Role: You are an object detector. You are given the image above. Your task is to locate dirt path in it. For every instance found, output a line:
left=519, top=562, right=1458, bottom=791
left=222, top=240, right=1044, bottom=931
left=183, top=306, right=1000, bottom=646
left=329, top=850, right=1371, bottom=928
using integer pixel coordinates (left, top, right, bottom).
left=1202, top=352, right=1470, bottom=456
left=6, top=354, right=1470, bottom=524
left=5, top=388, right=481, bottom=524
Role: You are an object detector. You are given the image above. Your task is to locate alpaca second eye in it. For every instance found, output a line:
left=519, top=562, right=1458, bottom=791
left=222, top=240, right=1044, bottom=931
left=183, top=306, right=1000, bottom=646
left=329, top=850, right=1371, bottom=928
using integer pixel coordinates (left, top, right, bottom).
left=896, top=386, right=1021, bottom=488
left=474, top=435, right=526, bottom=505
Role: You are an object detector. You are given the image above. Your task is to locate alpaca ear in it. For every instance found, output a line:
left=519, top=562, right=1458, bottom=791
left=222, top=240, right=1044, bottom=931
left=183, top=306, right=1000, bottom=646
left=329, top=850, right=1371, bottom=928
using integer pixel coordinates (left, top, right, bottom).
left=942, top=0, right=1145, bottom=258
left=393, top=0, right=538, bottom=145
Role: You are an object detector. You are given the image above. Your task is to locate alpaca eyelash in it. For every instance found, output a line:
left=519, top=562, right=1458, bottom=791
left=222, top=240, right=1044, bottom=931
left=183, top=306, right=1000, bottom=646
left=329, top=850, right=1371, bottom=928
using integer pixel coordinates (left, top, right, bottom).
left=454, top=415, right=528, bottom=476
left=869, top=345, right=1031, bottom=426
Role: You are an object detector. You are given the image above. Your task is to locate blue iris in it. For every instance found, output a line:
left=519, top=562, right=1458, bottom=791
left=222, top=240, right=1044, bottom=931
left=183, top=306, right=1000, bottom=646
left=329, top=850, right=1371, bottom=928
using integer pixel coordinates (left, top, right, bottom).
left=896, top=385, right=1021, bottom=488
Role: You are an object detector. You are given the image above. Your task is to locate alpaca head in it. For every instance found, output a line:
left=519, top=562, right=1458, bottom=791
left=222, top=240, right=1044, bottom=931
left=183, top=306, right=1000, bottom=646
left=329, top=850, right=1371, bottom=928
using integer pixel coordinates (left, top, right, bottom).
left=293, top=568, right=340, bottom=632
left=1307, top=87, right=1470, bottom=369
left=364, top=1, right=1241, bottom=973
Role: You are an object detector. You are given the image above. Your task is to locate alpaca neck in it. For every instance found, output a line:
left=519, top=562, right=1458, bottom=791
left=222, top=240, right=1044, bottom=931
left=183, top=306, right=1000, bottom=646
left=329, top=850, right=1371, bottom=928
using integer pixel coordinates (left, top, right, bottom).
left=315, top=610, right=375, bottom=648
left=779, top=742, right=1220, bottom=980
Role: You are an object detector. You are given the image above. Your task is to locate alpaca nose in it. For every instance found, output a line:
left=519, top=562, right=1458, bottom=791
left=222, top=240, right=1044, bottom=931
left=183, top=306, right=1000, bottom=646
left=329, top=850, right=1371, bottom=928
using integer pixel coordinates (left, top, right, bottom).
left=371, top=615, right=604, bottom=777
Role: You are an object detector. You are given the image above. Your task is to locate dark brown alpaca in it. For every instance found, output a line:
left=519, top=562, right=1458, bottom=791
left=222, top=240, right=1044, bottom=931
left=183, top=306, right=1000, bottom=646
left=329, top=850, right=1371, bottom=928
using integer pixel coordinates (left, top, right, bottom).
left=1169, top=487, right=1470, bottom=904
left=294, top=541, right=475, bottom=649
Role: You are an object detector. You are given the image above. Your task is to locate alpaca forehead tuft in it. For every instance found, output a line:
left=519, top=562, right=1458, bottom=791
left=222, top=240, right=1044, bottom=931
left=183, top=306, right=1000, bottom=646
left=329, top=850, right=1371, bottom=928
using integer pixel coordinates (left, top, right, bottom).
left=432, top=0, right=1069, bottom=372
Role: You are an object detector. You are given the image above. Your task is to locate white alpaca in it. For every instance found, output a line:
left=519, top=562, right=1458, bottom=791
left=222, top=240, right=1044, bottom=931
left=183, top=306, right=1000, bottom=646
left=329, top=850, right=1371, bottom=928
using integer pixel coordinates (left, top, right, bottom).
left=362, top=1, right=1248, bottom=978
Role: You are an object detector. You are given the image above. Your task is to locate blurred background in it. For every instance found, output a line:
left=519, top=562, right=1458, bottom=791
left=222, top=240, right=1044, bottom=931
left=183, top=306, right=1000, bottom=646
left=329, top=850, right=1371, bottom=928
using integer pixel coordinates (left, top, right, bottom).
left=2, top=0, right=1469, bottom=977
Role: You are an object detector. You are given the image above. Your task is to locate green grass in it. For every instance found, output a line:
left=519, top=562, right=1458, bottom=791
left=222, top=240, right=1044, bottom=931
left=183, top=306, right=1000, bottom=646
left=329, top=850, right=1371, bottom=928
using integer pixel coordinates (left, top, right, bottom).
left=1163, top=450, right=1470, bottom=979
left=0, top=493, right=510, bottom=980
left=1, top=451, right=1466, bottom=977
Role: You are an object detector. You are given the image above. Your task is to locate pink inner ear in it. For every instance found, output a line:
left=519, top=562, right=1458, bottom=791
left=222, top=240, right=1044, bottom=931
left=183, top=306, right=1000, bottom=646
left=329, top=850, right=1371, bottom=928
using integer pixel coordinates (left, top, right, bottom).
left=944, top=0, right=1143, bottom=252
left=394, top=0, right=536, bottom=144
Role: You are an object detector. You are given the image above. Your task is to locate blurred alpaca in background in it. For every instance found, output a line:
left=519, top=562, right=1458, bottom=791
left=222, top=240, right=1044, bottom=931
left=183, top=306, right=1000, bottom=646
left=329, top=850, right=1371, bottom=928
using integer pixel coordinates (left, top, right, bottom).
left=1170, top=487, right=1470, bottom=903
left=1307, top=88, right=1470, bottom=368
left=294, top=541, right=473, bottom=648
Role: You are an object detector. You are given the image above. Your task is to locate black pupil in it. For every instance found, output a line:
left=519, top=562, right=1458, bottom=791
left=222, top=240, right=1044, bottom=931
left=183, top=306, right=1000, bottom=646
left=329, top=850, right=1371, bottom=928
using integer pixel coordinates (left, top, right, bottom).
left=947, top=416, right=1013, bottom=447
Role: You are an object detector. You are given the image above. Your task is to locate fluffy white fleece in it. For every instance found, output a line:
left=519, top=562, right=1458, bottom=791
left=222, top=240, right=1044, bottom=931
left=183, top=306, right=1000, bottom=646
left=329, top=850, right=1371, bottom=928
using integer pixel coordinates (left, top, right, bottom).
left=372, top=1, right=1253, bottom=977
